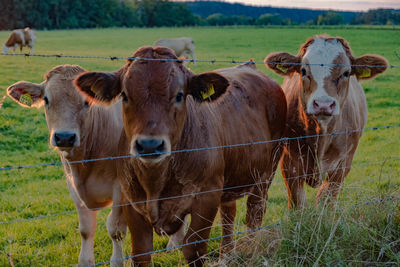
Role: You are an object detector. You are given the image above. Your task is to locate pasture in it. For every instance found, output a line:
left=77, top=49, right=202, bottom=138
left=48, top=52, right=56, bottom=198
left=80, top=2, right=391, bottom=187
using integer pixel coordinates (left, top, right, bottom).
left=0, top=26, right=399, bottom=266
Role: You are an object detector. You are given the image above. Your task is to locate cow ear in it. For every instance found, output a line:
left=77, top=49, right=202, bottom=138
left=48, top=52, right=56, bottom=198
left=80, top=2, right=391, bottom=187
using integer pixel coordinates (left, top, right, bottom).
left=74, top=71, right=121, bottom=105
left=7, top=81, right=44, bottom=108
left=351, top=54, right=388, bottom=80
left=187, top=72, right=229, bottom=102
left=264, top=52, right=301, bottom=76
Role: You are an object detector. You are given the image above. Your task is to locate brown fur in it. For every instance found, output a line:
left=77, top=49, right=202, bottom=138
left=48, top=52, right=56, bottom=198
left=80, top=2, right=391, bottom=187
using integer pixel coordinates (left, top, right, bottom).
left=265, top=35, right=388, bottom=209
left=75, top=46, right=287, bottom=266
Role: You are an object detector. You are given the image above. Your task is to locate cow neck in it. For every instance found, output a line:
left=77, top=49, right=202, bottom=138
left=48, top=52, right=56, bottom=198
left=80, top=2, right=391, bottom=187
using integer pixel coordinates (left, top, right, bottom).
left=133, top=159, right=170, bottom=224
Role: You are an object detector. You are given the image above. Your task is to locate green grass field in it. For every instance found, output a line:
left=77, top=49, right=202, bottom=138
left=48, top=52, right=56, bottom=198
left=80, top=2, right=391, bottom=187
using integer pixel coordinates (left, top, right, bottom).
left=0, top=26, right=399, bottom=266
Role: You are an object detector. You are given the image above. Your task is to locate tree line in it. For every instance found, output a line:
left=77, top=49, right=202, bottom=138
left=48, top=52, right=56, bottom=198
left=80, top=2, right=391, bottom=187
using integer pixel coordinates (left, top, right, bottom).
left=1, top=0, right=399, bottom=30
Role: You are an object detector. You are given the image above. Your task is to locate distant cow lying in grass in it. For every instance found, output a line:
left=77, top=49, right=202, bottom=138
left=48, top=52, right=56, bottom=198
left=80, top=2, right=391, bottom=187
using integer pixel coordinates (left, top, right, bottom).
left=265, top=35, right=388, bottom=209
left=74, top=46, right=287, bottom=267
left=2, top=27, right=36, bottom=55
left=154, top=37, right=196, bottom=65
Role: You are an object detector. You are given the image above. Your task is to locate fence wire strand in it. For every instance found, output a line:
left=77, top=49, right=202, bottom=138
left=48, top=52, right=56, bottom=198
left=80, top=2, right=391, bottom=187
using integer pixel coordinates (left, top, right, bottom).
left=1, top=123, right=399, bottom=171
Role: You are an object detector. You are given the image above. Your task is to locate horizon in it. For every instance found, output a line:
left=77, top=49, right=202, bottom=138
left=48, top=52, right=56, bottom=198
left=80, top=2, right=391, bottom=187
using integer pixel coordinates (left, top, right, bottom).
left=174, top=0, right=400, bottom=12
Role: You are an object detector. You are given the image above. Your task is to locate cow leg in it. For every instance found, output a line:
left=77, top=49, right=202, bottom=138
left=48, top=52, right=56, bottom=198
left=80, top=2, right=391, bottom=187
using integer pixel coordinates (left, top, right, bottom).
left=281, top=154, right=307, bottom=209
left=167, top=214, right=189, bottom=249
left=76, top=207, right=97, bottom=267
left=316, top=164, right=349, bottom=206
left=107, top=183, right=127, bottom=267
left=246, top=182, right=268, bottom=230
left=182, top=192, right=221, bottom=267
left=123, top=204, right=153, bottom=267
left=67, top=180, right=97, bottom=266
left=219, top=200, right=236, bottom=256
left=28, top=42, right=34, bottom=55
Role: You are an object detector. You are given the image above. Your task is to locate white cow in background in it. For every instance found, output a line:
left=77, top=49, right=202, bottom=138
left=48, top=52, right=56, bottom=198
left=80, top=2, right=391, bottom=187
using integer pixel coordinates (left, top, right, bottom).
left=154, top=37, right=196, bottom=65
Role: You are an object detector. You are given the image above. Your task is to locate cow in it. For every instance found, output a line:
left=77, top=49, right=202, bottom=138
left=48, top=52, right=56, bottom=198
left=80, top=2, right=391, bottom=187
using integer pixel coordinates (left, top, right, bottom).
left=6, top=65, right=127, bottom=267
left=154, top=37, right=196, bottom=66
left=74, top=46, right=287, bottom=267
left=264, top=35, right=388, bottom=209
left=2, top=27, right=36, bottom=55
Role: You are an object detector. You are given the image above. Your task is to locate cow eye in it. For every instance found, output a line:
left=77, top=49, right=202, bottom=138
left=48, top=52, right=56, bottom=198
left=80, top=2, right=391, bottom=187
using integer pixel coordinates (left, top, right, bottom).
left=342, top=71, right=350, bottom=78
left=44, top=96, right=49, bottom=106
left=301, top=68, right=307, bottom=77
left=84, top=101, right=89, bottom=108
left=175, top=91, right=184, bottom=103
left=121, top=91, right=128, bottom=102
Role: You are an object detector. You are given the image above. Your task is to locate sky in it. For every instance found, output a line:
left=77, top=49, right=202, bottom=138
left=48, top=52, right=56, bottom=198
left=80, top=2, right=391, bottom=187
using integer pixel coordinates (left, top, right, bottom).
left=180, top=0, right=400, bottom=11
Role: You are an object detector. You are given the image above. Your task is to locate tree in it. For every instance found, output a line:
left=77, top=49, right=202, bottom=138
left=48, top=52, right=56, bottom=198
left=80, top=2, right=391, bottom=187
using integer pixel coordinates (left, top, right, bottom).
left=316, top=11, right=345, bottom=25
left=256, top=13, right=282, bottom=25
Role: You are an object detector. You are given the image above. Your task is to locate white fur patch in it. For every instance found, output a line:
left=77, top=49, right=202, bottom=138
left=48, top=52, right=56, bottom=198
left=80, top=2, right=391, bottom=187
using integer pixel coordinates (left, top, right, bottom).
left=303, top=38, right=345, bottom=115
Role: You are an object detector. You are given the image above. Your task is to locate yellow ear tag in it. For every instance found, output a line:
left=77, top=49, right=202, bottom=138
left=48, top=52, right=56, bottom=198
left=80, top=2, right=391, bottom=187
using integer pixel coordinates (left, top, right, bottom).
left=90, top=86, right=97, bottom=93
left=276, top=64, right=288, bottom=73
left=201, top=84, right=215, bottom=100
left=19, top=93, right=33, bottom=106
left=359, top=68, right=371, bottom=78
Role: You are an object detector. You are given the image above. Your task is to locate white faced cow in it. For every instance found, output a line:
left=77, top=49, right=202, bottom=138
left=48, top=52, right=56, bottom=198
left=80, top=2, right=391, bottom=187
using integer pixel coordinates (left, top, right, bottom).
left=2, top=27, right=36, bottom=55
left=265, top=35, right=388, bottom=209
left=154, top=37, right=196, bottom=65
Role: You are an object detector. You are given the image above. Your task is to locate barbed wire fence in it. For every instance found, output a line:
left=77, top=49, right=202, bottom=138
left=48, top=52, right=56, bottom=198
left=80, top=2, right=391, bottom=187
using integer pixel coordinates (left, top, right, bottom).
left=1, top=51, right=399, bottom=265
left=1, top=52, right=400, bottom=68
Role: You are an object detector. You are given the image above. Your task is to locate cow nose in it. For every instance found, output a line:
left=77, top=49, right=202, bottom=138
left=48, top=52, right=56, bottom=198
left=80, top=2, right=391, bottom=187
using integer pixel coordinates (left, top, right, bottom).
left=313, top=100, right=336, bottom=116
left=135, top=139, right=165, bottom=156
left=54, top=132, right=76, bottom=147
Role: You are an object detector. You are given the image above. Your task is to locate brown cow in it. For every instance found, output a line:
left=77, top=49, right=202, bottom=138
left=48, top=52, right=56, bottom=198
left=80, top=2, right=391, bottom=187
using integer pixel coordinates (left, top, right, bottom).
left=74, top=46, right=287, bottom=266
left=2, top=27, right=36, bottom=55
left=265, top=35, right=388, bottom=209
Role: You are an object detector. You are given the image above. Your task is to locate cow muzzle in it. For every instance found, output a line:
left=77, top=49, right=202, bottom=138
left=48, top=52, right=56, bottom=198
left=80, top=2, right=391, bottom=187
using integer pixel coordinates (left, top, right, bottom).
left=131, top=135, right=171, bottom=163
left=313, top=99, right=336, bottom=116
left=51, top=131, right=78, bottom=148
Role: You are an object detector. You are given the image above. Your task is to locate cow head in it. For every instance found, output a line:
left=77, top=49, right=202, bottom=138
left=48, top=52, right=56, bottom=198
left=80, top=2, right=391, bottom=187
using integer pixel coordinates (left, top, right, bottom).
left=75, top=46, right=229, bottom=164
left=2, top=44, right=10, bottom=54
left=7, top=65, right=89, bottom=155
left=265, top=35, right=388, bottom=122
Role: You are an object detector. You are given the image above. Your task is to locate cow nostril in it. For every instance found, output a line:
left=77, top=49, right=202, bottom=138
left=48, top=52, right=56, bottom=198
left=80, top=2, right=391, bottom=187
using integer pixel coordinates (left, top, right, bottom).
left=68, top=134, right=76, bottom=145
left=330, top=102, right=336, bottom=109
left=156, top=141, right=165, bottom=152
left=313, top=100, right=319, bottom=108
left=135, top=140, right=144, bottom=154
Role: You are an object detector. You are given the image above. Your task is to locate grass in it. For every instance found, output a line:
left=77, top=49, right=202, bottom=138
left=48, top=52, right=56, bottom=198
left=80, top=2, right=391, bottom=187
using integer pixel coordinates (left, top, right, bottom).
left=0, top=26, right=399, bottom=266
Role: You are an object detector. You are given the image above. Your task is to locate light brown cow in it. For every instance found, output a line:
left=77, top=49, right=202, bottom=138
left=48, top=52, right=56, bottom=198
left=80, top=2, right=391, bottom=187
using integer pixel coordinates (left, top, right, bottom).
left=265, top=35, right=388, bottom=209
left=2, top=27, right=36, bottom=55
left=74, top=46, right=287, bottom=267
left=154, top=37, right=196, bottom=65
left=6, top=65, right=126, bottom=267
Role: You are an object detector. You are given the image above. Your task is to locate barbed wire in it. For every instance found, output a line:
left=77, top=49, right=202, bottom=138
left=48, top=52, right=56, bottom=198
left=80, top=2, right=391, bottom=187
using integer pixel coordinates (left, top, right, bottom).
left=2, top=156, right=399, bottom=225
left=0, top=52, right=399, bottom=68
left=1, top=123, right=399, bottom=171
